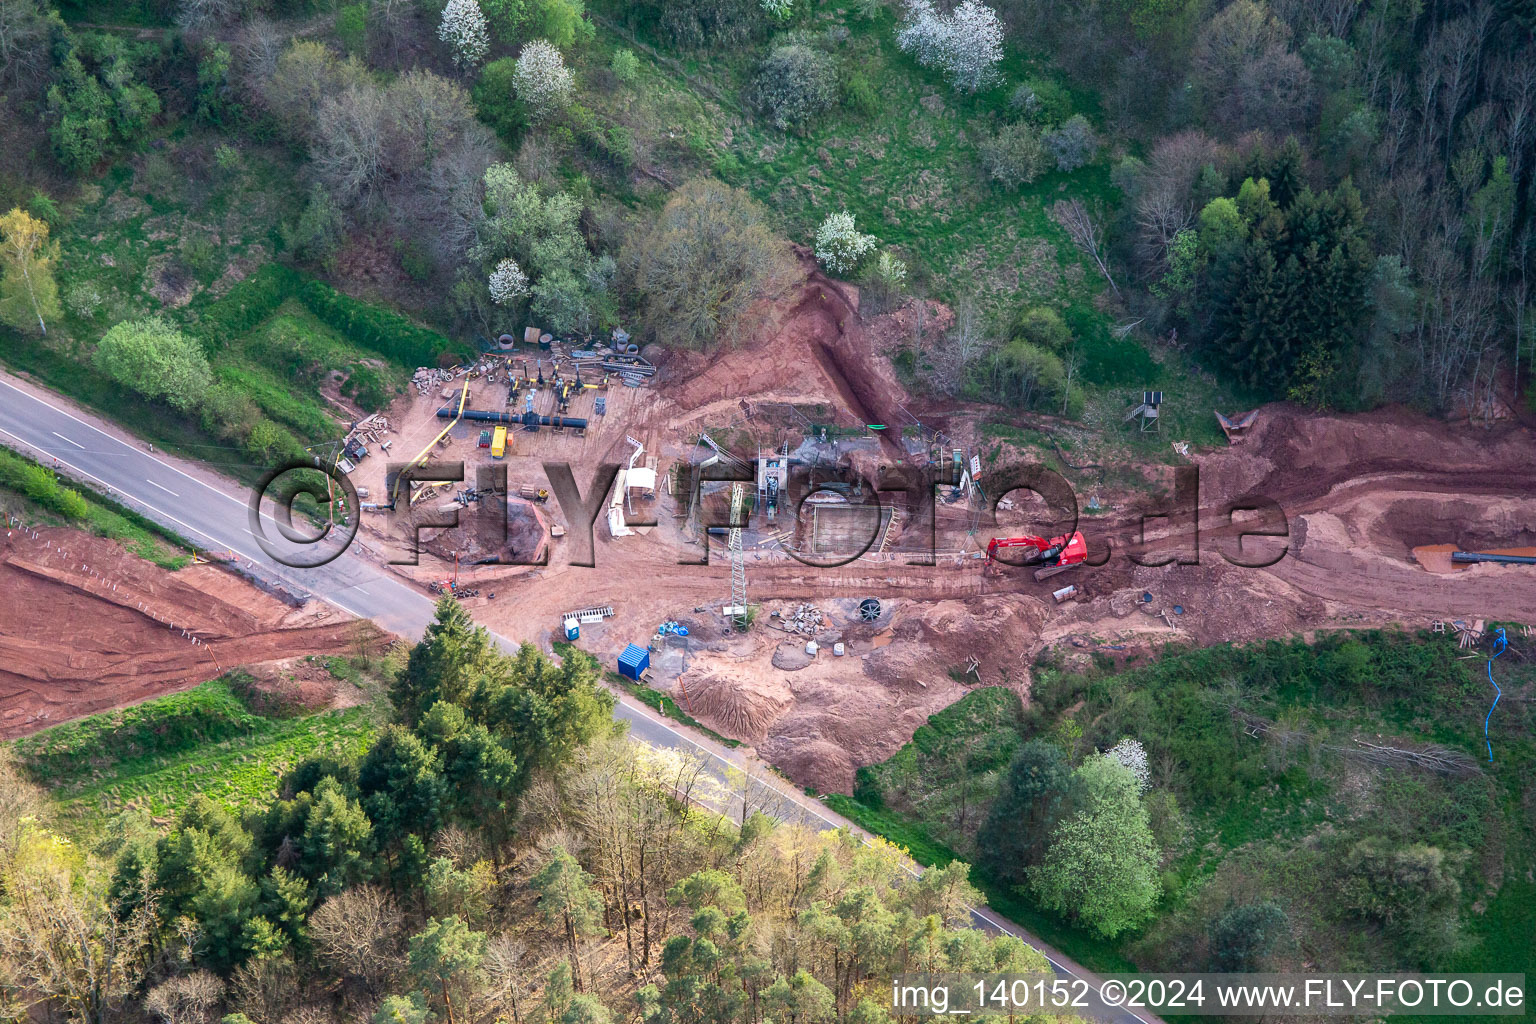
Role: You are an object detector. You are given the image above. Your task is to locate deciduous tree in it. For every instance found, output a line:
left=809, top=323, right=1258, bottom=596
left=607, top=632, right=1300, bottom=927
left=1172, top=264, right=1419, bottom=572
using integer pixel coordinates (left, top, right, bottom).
left=0, top=208, right=60, bottom=335
left=1029, top=756, right=1161, bottom=938
left=93, top=317, right=214, bottom=413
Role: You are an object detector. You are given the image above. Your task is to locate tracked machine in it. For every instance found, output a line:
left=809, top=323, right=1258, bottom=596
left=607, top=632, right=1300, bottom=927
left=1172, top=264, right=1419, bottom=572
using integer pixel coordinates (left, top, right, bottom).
left=984, top=530, right=1088, bottom=581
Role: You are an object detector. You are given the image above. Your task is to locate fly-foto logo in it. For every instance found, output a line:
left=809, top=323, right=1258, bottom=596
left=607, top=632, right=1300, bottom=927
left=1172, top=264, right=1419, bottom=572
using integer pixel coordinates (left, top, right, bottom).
left=247, top=457, right=1291, bottom=572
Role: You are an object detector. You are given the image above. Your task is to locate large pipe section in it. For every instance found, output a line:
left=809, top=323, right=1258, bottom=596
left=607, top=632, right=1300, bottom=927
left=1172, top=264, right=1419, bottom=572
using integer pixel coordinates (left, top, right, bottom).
left=438, top=406, right=589, bottom=430
left=1451, top=551, right=1536, bottom=565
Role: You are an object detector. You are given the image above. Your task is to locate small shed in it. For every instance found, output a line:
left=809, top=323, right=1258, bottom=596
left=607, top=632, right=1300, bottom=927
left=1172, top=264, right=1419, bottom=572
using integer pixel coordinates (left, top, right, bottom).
left=618, top=643, right=650, bottom=681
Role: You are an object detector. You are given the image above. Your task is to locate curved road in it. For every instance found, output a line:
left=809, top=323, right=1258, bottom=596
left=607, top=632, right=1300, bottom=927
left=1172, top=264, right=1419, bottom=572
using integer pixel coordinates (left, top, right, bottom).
left=0, top=370, right=1154, bottom=1024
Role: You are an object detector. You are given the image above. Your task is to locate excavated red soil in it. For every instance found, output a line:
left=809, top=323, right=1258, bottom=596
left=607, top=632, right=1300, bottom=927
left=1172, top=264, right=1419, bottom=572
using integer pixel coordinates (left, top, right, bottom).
left=657, top=249, right=910, bottom=456
left=0, top=527, right=385, bottom=737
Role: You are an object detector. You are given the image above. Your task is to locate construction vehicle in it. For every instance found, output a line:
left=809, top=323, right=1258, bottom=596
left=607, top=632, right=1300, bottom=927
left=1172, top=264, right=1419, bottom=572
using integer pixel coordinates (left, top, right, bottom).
left=518, top=483, right=549, bottom=503
left=985, top=530, right=1088, bottom=581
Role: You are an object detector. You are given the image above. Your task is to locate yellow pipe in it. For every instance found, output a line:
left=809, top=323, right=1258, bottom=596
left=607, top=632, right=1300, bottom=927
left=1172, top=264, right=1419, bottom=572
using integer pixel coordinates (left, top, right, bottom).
left=392, top=378, right=470, bottom=507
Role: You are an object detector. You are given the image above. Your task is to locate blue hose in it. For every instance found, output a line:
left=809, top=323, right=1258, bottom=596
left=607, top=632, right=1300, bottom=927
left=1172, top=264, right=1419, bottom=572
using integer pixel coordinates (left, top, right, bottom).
left=1484, top=627, right=1507, bottom=763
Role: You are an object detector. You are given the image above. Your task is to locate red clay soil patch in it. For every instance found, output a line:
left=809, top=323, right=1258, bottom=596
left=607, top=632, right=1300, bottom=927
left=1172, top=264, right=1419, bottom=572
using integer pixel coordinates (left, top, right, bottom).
left=660, top=249, right=910, bottom=456
left=0, top=527, right=385, bottom=738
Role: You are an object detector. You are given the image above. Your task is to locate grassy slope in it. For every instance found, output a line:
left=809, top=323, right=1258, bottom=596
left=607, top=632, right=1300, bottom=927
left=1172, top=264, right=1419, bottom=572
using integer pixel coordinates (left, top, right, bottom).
left=10, top=674, right=382, bottom=836
left=579, top=4, right=1262, bottom=460
left=0, top=445, right=190, bottom=568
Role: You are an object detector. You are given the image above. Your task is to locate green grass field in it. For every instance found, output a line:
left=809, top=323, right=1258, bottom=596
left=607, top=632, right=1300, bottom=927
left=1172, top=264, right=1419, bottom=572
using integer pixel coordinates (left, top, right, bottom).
left=11, top=674, right=383, bottom=837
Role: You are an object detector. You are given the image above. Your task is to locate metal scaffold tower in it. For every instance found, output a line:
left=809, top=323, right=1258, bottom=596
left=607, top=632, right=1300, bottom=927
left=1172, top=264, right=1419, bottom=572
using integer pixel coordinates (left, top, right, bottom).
left=728, top=482, right=748, bottom=628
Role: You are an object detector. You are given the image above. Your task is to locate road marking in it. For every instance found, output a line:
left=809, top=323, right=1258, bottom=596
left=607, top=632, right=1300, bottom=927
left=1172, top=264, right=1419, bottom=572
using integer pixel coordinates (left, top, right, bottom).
left=353, top=586, right=370, bottom=597
left=147, top=480, right=179, bottom=497
left=50, top=431, right=84, bottom=449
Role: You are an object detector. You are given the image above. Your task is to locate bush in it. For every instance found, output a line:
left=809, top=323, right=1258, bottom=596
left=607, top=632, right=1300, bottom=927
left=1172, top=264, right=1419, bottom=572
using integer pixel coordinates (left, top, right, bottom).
left=473, top=58, right=531, bottom=145
left=753, top=44, right=839, bottom=130
left=814, top=210, right=875, bottom=275
left=335, top=3, right=367, bottom=53
left=343, top=363, right=391, bottom=412
left=282, top=184, right=345, bottom=267
left=842, top=70, right=879, bottom=116
left=895, top=0, right=1004, bottom=93
left=513, top=39, right=575, bottom=120
left=1207, top=902, right=1290, bottom=972
left=195, top=266, right=461, bottom=369
left=619, top=178, right=792, bottom=350
left=1043, top=114, right=1097, bottom=172
left=0, top=456, right=90, bottom=522
left=94, top=316, right=214, bottom=413
left=197, top=265, right=304, bottom=350
left=199, top=382, right=262, bottom=444
left=610, top=48, right=640, bottom=83
left=978, top=120, right=1047, bottom=189
left=297, top=279, right=458, bottom=368
left=1009, top=77, right=1071, bottom=124
left=1010, top=306, right=1072, bottom=351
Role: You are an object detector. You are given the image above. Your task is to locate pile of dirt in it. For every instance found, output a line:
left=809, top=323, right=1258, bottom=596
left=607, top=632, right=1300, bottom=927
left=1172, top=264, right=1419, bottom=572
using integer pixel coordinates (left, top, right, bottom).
left=0, top=527, right=384, bottom=738
left=237, top=657, right=361, bottom=716
left=684, top=670, right=794, bottom=743
left=422, top=494, right=548, bottom=565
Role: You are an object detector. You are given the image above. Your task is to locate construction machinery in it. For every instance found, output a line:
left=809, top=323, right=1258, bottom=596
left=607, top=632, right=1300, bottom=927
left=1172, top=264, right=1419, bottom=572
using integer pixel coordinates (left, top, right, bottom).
left=394, top=378, right=470, bottom=508
left=985, top=530, right=1088, bottom=581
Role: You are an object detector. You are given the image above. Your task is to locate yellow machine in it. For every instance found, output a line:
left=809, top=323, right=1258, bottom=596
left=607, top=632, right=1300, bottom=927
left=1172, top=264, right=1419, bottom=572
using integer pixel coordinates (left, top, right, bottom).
left=396, top=378, right=470, bottom=508
left=491, top=425, right=507, bottom=458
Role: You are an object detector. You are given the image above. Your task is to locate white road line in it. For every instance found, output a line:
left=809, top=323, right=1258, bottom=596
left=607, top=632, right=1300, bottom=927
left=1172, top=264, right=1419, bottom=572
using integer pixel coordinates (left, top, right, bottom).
left=50, top=431, right=84, bottom=449
left=147, top=480, right=180, bottom=497
left=1, top=378, right=250, bottom=510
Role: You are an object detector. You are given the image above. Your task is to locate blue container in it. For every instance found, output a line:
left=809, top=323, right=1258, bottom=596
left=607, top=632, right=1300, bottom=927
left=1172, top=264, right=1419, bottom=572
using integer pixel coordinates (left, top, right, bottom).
left=617, top=643, right=650, bottom=681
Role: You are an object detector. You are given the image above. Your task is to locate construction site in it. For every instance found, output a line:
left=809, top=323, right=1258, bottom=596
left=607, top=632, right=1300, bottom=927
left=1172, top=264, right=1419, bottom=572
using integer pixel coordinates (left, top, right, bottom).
left=316, top=255, right=1536, bottom=793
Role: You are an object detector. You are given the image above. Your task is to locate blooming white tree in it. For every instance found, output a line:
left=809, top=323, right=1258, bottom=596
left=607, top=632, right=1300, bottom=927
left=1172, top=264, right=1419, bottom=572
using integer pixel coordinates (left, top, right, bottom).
left=814, top=211, right=876, bottom=276
left=1104, top=738, right=1151, bottom=791
left=489, top=258, right=530, bottom=305
left=896, top=0, right=1004, bottom=93
left=761, top=0, right=795, bottom=19
left=439, top=0, right=490, bottom=69
left=513, top=39, right=575, bottom=119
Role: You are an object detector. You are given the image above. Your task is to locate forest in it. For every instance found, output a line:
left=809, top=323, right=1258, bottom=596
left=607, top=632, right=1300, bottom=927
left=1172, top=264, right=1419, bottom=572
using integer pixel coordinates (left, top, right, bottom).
left=0, top=600, right=1069, bottom=1024
left=1, top=0, right=1532, bottom=436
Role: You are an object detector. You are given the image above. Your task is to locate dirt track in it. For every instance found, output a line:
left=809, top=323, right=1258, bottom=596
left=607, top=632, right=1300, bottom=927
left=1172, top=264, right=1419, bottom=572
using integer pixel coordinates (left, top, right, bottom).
left=0, top=527, right=381, bottom=737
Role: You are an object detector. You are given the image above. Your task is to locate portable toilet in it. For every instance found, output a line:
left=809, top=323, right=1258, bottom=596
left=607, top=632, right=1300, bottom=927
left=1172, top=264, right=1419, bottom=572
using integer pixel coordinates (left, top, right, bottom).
left=618, top=643, right=650, bottom=681
left=563, top=617, right=580, bottom=641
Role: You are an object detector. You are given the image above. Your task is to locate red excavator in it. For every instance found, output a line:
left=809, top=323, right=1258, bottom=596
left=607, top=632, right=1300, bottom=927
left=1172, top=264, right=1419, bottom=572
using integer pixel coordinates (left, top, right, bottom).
left=985, top=530, right=1088, bottom=581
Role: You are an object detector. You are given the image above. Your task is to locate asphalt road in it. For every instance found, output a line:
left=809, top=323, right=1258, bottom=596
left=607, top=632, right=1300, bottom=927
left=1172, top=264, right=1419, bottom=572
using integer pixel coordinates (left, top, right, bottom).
left=0, top=370, right=1156, bottom=1024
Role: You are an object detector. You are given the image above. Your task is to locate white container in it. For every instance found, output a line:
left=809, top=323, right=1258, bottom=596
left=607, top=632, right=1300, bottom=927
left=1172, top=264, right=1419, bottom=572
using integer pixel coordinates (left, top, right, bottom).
left=805, top=641, right=819, bottom=656
left=833, top=642, right=846, bottom=656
